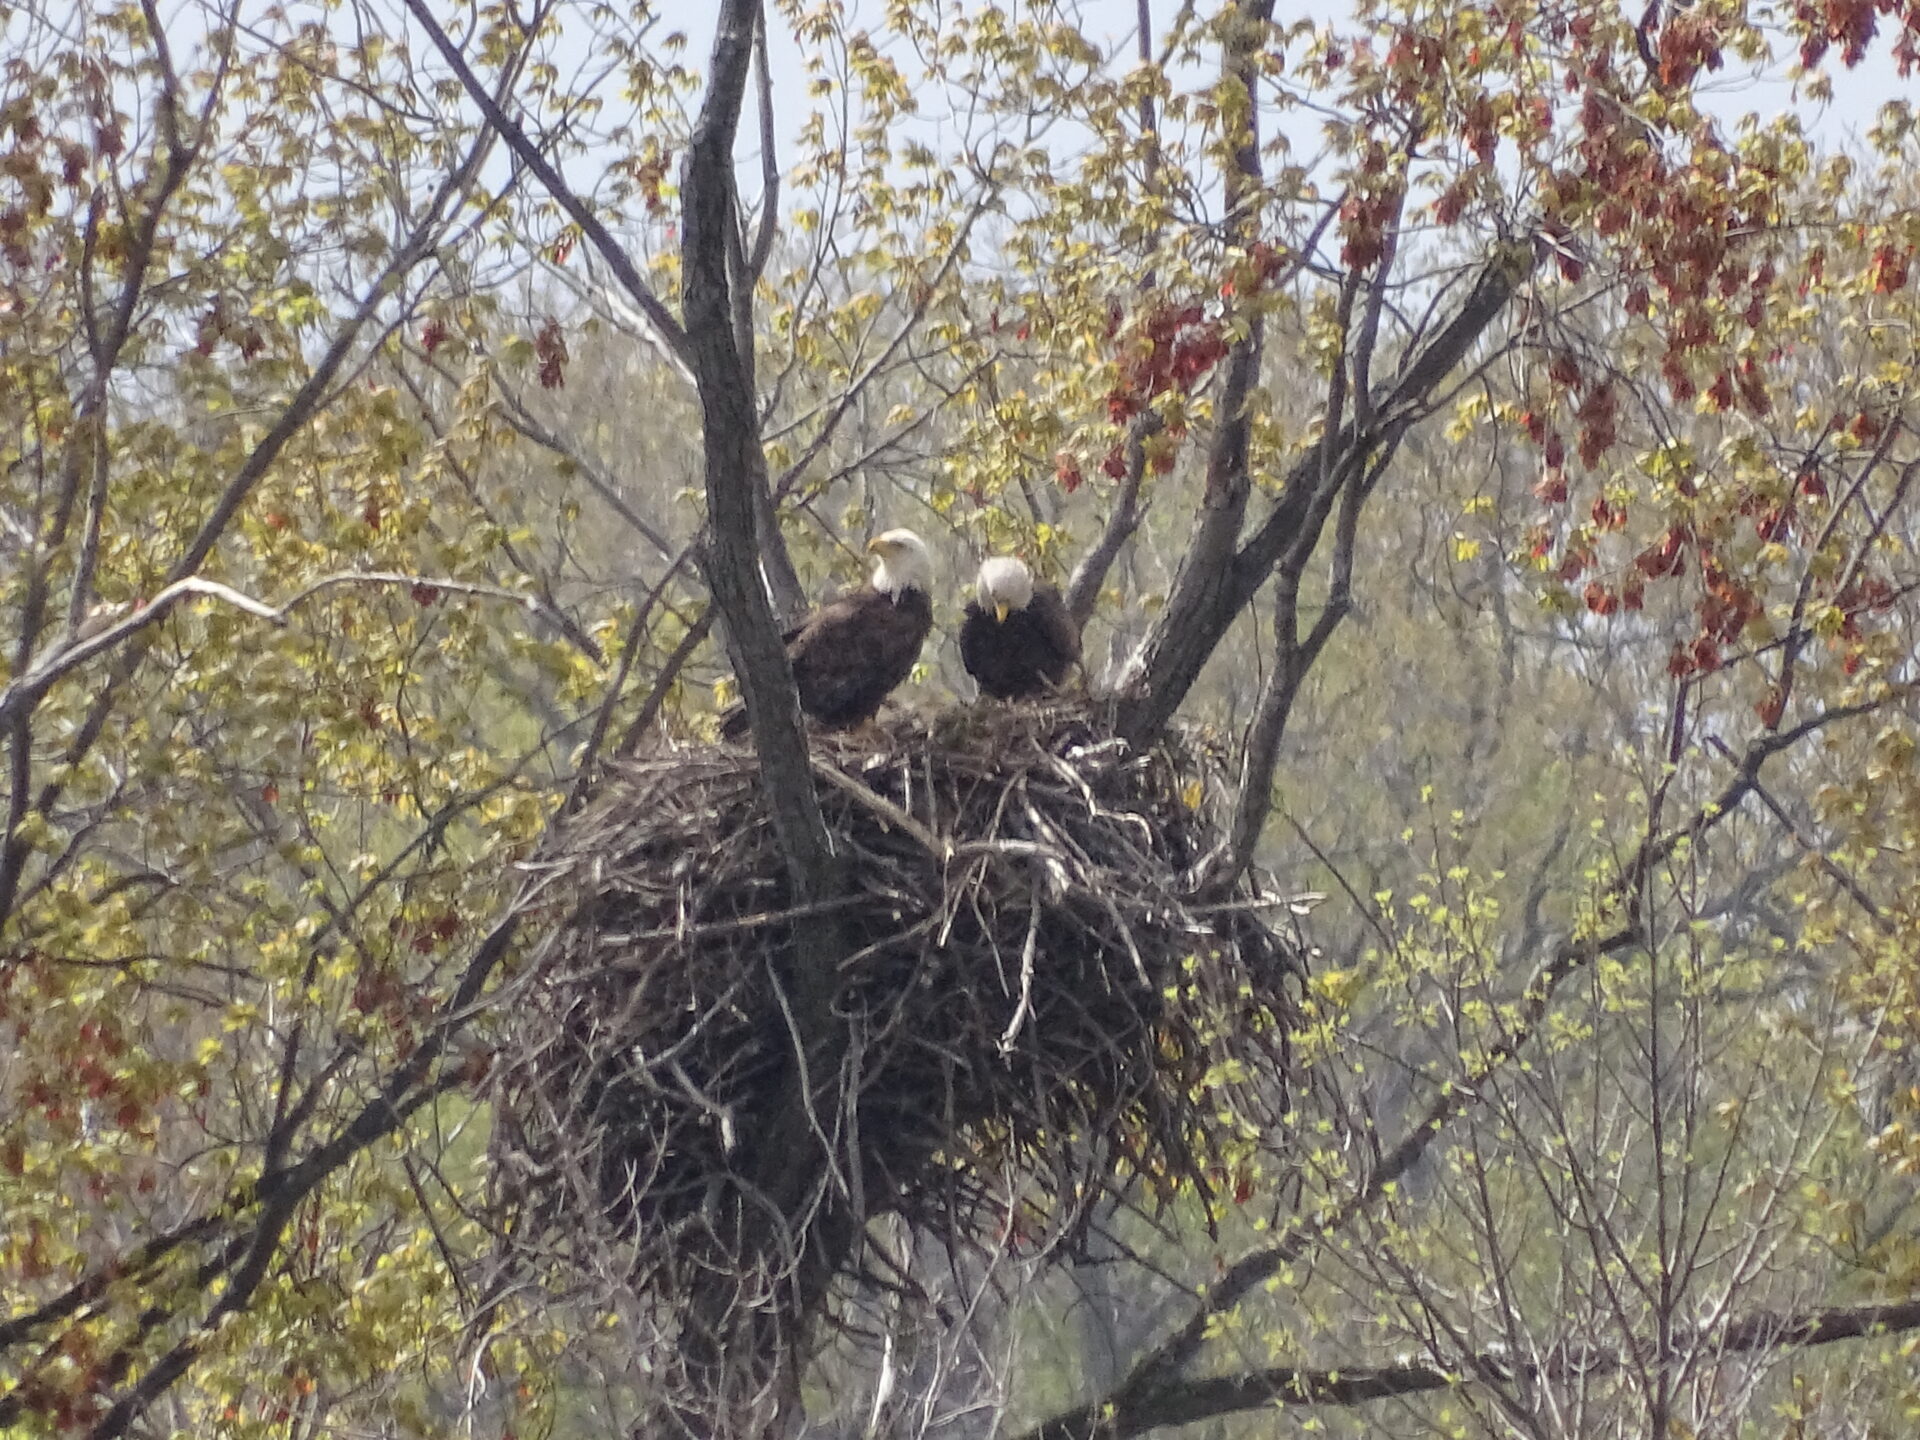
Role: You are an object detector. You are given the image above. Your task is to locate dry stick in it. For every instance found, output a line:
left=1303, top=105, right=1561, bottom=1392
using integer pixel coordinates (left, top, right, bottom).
left=998, top=880, right=1045, bottom=1053
left=810, top=758, right=949, bottom=858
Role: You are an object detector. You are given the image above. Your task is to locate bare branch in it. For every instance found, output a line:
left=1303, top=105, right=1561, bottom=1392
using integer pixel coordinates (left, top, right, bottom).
left=0, top=571, right=601, bottom=738
left=1022, top=1296, right=1920, bottom=1438
left=401, top=0, right=694, bottom=371
left=1066, top=412, right=1161, bottom=626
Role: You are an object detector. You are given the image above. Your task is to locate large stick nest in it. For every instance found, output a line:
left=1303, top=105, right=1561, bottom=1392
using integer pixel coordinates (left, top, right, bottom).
left=488, top=702, right=1308, bottom=1326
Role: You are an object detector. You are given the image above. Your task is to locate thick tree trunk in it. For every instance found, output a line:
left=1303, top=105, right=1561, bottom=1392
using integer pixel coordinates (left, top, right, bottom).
left=677, top=3, right=854, bottom=1433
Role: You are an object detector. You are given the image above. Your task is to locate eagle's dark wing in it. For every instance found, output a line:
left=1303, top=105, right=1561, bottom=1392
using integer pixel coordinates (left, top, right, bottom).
left=790, top=587, right=932, bottom=727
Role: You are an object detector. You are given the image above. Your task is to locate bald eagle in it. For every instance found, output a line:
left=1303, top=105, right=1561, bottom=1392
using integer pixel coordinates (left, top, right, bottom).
left=720, top=529, right=934, bottom=739
left=959, top=556, right=1081, bottom=700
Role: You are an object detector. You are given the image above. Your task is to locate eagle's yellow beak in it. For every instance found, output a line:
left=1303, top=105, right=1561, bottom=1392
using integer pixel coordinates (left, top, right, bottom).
left=994, top=602, right=1010, bottom=624
left=866, top=537, right=889, bottom=555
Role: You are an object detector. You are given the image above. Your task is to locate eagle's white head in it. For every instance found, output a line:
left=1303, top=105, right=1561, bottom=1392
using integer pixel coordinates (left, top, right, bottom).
left=976, top=556, right=1034, bottom=624
left=866, top=528, right=934, bottom=598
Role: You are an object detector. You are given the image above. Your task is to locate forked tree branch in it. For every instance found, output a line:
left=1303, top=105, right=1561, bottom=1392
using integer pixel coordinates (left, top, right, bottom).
left=1066, top=412, right=1161, bottom=626
left=1115, top=250, right=1531, bottom=744
left=682, top=0, right=833, bottom=900
left=1114, top=0, right=1274, bottom=741
left=402, top=0, right=694, bottom=372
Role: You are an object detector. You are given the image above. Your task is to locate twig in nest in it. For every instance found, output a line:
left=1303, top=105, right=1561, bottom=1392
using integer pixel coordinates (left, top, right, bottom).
left=998, top=877, right=1044, bottom=1054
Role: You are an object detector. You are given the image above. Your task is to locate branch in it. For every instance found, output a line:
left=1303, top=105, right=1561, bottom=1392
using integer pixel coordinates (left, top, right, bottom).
left=1115, top=249, right=1531, bottom=744
left=401, top=0, right=694, bottom=371
left=682, top=0, right=836, bottom=907
left=747, top=11, right=781, bottom=286
left=1023, top=1296, right=1920, bottom=1437
left=769, top=187, right=999, bottom=504
left=0, top=572, right=601, bottom=735
left=1111, top=0, right=1274, bottom=741
left=1066, top=412, right=1161, bottom=627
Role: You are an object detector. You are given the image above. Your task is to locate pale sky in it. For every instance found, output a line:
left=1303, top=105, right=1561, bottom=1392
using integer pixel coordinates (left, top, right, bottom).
left=672, top=0, right=1913, bottom=166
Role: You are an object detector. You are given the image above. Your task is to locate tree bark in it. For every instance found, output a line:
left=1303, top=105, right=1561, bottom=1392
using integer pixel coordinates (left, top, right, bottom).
left=678, top=2, right=854, bottom=1431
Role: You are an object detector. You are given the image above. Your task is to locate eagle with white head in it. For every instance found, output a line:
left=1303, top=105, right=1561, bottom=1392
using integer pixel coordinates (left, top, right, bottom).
left=721, top=529, right=934, bottom=739
left=959, top=556, right=1081, bottom=700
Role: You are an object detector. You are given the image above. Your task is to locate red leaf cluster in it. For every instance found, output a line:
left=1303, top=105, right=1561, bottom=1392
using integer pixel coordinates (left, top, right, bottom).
left=1870, top=242, right=1913, bottom=293
left=1575, top=381, right=1618, bottom=467
left=1655, top=8, right=1727, bottom=88
left=1105, top=303, right=1227, bottom=427
left=1696, top=548, right=1764, bottom=644
left=1635, top=525, right=1691, bottom=580
left=1793, top=0, right=1897, bottom=69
